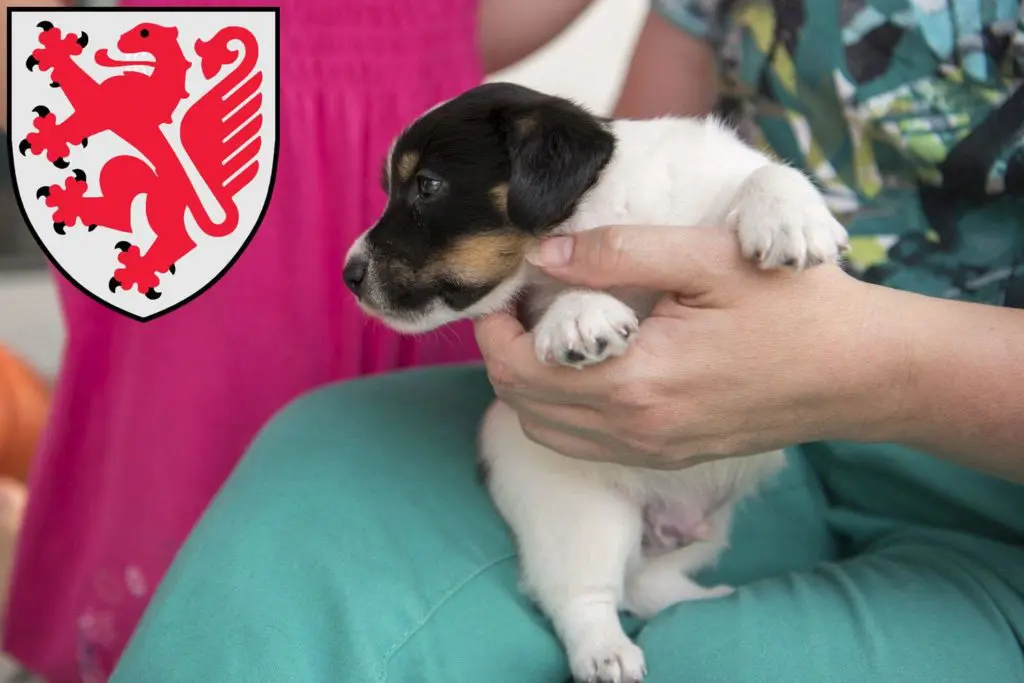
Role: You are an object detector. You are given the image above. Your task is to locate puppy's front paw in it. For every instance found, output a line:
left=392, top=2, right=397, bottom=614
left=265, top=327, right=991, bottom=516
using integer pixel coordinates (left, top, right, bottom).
left=568, top=630, right=646, bottom=683
left=728, top=165, right=849, bottom=270
left=534, top=291, right=639, bottom=368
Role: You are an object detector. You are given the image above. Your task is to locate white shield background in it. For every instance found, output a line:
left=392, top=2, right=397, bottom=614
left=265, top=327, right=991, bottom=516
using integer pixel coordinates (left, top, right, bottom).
left=9, top=9, right=278, bottom=320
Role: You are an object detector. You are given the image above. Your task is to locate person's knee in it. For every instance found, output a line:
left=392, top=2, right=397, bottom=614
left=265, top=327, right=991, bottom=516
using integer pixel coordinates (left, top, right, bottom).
left=114, top=366, right=517, bottom=682
left=253, top=365, right=494, bottom=452
left=634, top=594, right=825, bottom=683
left=636, top=537, right=1024, bottom=683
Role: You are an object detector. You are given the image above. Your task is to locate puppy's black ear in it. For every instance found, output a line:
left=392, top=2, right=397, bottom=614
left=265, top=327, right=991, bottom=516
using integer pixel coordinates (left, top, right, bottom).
left=498, top=93, right=615, bottom=234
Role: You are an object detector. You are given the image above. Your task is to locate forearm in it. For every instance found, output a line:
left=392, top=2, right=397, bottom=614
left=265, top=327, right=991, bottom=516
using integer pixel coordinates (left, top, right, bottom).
left=477, top=0, right=595, bottom=74
left=1, top=0, right=67, bottom=130
left=612, top=10, right=718, bottom=119
left=864, top=285, right=1024, bottom=482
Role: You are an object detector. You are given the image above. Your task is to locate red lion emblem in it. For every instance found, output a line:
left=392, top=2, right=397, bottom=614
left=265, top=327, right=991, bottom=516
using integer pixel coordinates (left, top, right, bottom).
left=18, top=20, right=263, bottom=300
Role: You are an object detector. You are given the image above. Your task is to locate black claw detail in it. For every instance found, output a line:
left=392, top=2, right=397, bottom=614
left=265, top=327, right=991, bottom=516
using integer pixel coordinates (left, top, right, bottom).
left=72, top=168, right=86, bottom=182
left=620, top=327, right=632, bottom=340
left=49, top=81, right=60, bottom=88
left=32, top=105, right=50, bottom=118
left=26, top=55, right=39, bottom=71
left=595, top=338, right=608, bottom=354
left=114, top=241, right=131, bottom=252
left=53, top=157, right=69, bottom=169
left=168, top=264, right=176, bottom=275
left=783, top=258, right=799, bottom=268
left=80, top=137, right=88, bottom=148
left=109, top=277, right=121, bottom=293
left=87, top=224, right=97, bottom=232
left=76, top=32, right=88, bottom=48
left=18, top=139, right=31, bottom=156
left=35, top=186, right=50, bottom=199
left=144, top=288, right=161, bottom=300
left=37, top=21, right=53, bottom=31
left=565, top=349, right=586, bottom=363
left=53, top=221, right=65, bottom=235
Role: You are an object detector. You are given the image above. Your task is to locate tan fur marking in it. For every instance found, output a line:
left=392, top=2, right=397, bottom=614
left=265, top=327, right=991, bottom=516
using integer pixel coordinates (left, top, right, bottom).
left=396, top=151, right=420, bottom=183
left=490, top=183, right=509, bottom=215
left=515, top=113, right=540, bottom=135
left=385, top=260, right=417, bottom=286
left=428, top=230, right=531, bottom=284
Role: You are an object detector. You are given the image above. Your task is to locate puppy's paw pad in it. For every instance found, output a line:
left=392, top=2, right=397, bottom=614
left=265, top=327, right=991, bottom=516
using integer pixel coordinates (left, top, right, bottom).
left=728, top=168, right=849, bottom=271
left=534, top=293, right=638, bottom=368
left=570, top=635, right=646, bottom=683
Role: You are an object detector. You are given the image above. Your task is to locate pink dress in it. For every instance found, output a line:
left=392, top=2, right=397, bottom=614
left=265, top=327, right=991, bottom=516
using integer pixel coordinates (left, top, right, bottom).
left=3, top=1, right=483, bottom=680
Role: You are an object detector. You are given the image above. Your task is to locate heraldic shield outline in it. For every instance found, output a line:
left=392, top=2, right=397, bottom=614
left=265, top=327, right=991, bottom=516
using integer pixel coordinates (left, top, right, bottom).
left=6, top=7, right=280, bottom=322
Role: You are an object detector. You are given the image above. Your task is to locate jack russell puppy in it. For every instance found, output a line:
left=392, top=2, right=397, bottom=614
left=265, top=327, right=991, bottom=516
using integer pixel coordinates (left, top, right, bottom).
left=343, top=83, right=848, bottom=683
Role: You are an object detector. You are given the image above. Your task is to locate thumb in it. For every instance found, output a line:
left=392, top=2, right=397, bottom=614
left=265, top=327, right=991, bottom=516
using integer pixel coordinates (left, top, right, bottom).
left=526, top=225, right=741, bottom=292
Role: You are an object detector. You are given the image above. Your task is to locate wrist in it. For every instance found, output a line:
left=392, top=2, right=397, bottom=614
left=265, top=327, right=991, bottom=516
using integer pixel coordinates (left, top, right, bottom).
left=816, top=278, right=918, bottom=444
left=872, top=289, right=1024, bottom=466
left=801, top=276, right=1024, bottom=478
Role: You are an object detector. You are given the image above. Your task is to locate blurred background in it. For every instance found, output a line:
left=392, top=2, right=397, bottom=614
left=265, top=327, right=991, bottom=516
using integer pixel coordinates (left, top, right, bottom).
left=0, top=0, right=645, bottom=378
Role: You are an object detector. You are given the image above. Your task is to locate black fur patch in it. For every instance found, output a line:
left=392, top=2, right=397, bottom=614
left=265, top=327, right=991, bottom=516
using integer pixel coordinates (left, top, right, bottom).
left=362, top=82, right=616, bottom=317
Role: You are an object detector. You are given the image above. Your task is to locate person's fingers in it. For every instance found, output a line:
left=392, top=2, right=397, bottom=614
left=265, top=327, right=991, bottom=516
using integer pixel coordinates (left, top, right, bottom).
left=526, top=225, right=744, bottom=294
left=513, top=400, right=606, bottom=436
left=474, top=311, right=569, bottom=394
left=521, top=415, right=726, bottom=470
left=635, top=452, right=723, bottom=471
left=476, top=313, right=641, bottom=402
left=473, top=310, right=528, bottom=357
left=518, top=418, right=614, bottom=463
left=475, top=312, right=569, bottom=394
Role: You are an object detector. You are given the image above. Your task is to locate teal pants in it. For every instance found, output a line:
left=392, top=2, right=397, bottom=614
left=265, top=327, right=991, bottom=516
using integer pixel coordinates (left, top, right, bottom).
left=112, top=366, right=1024, bottom=682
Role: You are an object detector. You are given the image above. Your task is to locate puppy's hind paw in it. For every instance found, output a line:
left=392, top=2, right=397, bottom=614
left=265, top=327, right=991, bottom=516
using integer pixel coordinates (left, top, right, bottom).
left=569, top=632, right=646, bottom=683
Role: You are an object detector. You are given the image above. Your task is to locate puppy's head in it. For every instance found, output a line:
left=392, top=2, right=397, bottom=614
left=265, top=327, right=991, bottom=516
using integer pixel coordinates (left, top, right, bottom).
left=343, top=82, right=615, bottom=333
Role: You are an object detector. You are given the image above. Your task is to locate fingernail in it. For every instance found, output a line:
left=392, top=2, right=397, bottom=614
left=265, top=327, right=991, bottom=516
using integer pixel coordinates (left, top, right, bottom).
left=527, top=236, right=573, bottom=267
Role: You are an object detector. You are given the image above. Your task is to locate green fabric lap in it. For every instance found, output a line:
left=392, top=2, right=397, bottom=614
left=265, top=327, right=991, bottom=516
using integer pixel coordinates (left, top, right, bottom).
left=111, top=367, right=834, bottom=682
left=112, top=366, right=1024, bottom=681
left=642, top=529, right=1024, bottom=682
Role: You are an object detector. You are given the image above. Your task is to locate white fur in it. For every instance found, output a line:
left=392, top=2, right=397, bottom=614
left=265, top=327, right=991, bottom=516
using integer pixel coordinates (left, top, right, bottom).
left=355, top=111, right=849, bottom=682
left=479, top=117, right=847, bottom=682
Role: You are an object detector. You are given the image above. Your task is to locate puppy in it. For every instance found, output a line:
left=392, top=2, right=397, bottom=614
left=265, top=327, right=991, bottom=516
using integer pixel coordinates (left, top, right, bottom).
left=343, top=83, right=848, bottom=683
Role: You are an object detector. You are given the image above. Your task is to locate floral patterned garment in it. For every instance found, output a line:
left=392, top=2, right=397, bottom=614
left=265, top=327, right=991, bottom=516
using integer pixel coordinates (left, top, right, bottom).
left=655, top=0, right=1024, bottom=307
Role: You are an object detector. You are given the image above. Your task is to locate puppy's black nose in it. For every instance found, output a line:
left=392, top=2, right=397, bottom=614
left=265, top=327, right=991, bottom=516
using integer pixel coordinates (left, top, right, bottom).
left=343, top=256, right=368, bottom=296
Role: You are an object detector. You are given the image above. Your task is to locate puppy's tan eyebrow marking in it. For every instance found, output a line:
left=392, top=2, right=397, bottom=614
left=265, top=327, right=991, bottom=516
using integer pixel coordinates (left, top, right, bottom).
left=428, top=231, right=531, bottom=284
left=490, top=183, right=509, bottom=215
left=396, top=151, right=420, bottom=183
left=514, top=113, right=540, bottom=135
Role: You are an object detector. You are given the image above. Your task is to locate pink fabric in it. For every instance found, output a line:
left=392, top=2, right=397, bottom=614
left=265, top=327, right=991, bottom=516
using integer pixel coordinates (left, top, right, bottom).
left=4, top=2, right=483, bottom=680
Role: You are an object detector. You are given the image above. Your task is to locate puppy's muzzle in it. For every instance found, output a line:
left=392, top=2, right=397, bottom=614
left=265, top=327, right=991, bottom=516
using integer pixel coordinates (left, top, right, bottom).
left=343, top=252, right=369, bottom=298
left=343, top=232, right=372, bottom=299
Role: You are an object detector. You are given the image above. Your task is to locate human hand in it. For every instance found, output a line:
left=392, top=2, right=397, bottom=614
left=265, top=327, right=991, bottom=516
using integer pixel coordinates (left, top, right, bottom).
left=475, top=226, right=908, bottom=469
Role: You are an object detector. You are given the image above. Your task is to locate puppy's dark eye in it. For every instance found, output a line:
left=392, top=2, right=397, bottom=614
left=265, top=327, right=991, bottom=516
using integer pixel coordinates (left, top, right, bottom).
left=417, top=175, right=443, bottom=198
